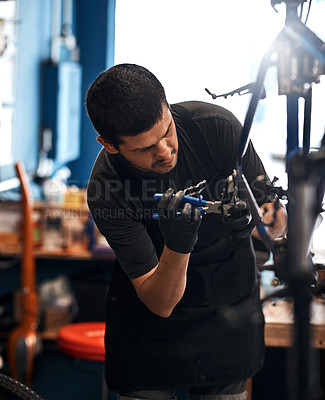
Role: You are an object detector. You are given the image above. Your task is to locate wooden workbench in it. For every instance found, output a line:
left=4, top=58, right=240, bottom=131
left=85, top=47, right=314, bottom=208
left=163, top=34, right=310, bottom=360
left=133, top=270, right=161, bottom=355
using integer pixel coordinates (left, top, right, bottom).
left=263, top=297, right=325, bottom=348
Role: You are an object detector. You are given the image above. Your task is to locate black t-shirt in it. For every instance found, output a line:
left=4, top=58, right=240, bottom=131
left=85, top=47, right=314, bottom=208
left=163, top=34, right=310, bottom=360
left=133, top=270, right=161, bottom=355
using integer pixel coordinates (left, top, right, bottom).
left=87, top=101, right=268, bottom=391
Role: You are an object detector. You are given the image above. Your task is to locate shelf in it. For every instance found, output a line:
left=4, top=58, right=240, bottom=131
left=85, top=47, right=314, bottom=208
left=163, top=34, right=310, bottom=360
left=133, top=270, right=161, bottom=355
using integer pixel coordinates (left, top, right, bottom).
left=0, top=247, right=116, bottom=261
left=0, top=196, right=115, bottom=261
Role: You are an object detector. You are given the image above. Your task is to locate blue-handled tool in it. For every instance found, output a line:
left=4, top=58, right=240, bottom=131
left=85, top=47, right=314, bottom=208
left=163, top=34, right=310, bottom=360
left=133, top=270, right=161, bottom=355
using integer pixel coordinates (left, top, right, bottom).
left=152, top=170, right=239, bottom=220
left=153, top=193, right=207, bottom=207
left=152, top=193, right=223, bottom=220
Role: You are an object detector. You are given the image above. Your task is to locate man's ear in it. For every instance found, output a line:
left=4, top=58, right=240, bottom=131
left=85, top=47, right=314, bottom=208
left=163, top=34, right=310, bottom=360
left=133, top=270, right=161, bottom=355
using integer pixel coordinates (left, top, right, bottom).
left=97, top=136, right=119, bottom=154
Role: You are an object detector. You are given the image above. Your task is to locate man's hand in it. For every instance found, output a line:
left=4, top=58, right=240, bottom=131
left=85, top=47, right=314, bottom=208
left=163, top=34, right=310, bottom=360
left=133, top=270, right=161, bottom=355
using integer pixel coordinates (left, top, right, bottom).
left=252, top=201, right=287, bottom=240
left=225, top=200, right=254, bottom=239
left=158, top=188, right=202, bottom=254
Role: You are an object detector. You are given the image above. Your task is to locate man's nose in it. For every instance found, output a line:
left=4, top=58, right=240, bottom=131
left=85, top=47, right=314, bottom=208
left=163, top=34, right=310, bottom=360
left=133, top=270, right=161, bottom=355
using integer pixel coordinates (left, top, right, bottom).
left=154, top=140, right=170, bottom=159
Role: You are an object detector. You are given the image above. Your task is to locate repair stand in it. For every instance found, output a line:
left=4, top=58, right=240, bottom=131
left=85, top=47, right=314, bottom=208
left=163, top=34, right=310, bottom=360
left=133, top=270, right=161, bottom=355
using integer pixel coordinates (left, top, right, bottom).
left=234, top=1, right=325, bottom=399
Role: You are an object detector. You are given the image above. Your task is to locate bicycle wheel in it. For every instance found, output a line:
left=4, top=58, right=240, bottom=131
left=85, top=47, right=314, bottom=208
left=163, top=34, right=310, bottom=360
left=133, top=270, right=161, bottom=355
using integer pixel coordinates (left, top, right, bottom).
left=0, top=374, right=44, bottom=400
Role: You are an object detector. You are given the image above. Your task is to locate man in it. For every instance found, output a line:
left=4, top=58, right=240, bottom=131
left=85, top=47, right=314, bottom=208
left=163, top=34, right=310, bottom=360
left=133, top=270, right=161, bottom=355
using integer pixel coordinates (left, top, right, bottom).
left=86, top=64, right=287, bottom=400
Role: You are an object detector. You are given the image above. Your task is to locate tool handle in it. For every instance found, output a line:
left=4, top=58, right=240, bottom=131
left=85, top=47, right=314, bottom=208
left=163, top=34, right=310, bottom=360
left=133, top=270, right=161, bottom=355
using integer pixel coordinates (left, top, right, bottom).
left=237, top=172, right=274, bottom=251
left=152, top=193, right=206, bottom=220
left=153, top=193, right=207, bottom=207
left=152, top=211, right=180, bottom=220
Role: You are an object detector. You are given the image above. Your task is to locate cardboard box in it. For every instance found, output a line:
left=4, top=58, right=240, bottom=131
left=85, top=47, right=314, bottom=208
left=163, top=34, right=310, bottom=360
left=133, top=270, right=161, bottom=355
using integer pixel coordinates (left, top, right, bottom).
left=43, top=307, right=72, bottom=333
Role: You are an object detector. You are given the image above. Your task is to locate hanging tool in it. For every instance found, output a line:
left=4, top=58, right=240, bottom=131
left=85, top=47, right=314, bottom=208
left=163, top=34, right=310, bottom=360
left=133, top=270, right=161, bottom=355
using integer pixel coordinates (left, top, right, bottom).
left=205, top=82, right=266, bottom=100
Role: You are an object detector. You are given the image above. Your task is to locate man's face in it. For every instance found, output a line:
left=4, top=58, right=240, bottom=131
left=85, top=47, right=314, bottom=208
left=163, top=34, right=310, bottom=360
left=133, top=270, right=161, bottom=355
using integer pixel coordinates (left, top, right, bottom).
left=117, top=105, right=178, bottom=174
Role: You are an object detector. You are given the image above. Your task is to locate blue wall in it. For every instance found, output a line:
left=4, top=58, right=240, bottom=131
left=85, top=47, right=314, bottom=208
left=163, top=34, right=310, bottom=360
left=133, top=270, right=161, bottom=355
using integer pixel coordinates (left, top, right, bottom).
left=0, top=0, right=52, bottom=183
left=4, top=0, right=115, bottom=189
left=15, top=0, right=52, bottom=169
left=68, top=0, right=116, bottom=187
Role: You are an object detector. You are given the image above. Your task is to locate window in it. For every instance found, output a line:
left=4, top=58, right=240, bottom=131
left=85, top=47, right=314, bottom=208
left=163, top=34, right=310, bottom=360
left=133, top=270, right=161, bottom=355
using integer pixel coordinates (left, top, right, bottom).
left=115, top=0, right=324, bottom=187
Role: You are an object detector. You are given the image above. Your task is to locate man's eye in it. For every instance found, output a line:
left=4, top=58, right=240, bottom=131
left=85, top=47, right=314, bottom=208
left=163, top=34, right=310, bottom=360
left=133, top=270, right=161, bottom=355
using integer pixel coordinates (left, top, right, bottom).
left=139, top=148, right=151, bottom=153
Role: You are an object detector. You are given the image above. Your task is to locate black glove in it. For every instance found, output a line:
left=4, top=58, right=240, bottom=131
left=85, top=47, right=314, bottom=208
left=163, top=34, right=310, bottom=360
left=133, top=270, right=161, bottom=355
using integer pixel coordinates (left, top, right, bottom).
left=225, top=200, right=254, bottom=239
left=158, top=188, right=202, bottom=254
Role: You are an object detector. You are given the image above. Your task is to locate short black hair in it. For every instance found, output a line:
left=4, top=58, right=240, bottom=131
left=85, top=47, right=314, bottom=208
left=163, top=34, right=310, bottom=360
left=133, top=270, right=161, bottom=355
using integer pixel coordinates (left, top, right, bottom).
left=86, top=64, right=169, bottom=148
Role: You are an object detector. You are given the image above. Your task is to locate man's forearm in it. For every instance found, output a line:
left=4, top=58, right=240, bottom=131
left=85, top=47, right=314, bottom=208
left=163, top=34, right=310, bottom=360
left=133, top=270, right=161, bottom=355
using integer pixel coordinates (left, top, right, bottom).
left=133, top=246, right=190, bottom=318
left=133, top=188, right=201, bottom=317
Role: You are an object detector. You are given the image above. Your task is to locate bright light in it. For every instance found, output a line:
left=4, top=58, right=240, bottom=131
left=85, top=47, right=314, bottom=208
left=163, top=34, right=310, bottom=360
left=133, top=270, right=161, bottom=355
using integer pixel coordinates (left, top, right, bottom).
left=115, top=0, right=324, bottom=188
left=115, top=0, right=283, bottom=109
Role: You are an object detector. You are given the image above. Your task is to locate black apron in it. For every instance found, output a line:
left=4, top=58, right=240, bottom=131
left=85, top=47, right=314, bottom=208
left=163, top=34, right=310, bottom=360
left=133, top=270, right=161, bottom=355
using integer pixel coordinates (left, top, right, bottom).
left=104, top=105, right=265, bottom=391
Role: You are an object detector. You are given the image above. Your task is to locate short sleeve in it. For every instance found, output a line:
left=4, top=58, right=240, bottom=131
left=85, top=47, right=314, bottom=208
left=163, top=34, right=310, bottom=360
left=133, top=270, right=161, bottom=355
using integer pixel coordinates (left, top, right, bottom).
left=87, top=182, right=159, bottom=280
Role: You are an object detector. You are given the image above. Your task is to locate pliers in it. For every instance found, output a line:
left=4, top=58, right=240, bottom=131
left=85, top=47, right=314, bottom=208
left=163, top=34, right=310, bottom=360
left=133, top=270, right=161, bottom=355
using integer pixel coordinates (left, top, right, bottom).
left=152, top=194, right=222, bottom=219
left=153, top=171, right=238, bottom=219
